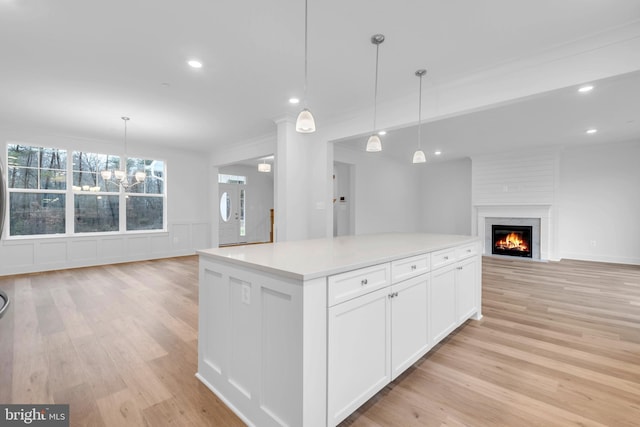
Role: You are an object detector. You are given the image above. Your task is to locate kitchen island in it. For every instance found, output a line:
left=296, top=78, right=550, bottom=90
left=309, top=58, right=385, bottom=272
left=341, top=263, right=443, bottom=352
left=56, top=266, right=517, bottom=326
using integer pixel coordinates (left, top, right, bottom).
left=197, top=233, right=482, bottom=427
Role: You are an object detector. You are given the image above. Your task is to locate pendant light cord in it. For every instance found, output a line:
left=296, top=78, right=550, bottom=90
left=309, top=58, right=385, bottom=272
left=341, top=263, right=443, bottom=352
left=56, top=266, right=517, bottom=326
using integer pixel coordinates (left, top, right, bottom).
left=417, top=73, right=423, bottom=149
left=373, top=42, right=380, bottom=131
left=303, top=0, right=309, bottom=107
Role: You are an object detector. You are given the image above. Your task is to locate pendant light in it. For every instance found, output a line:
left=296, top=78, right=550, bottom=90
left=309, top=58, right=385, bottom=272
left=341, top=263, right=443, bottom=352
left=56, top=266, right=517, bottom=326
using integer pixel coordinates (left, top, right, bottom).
left=366, top=34, right=385, bottom=152
left=412, top=69, right=427, bottom=164
left=101, top=117, right=145, bottom=189
left=258, top=159, right=271, bottom=173
left=296, top=0, right=316, bottom=133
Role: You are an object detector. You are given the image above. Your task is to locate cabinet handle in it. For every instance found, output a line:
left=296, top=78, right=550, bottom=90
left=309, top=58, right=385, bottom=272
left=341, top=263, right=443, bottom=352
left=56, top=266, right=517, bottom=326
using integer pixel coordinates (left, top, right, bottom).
left=361, top=278, right=368, bottom=286
left=388, top=292, right=399, bottom=299
left=466, top=249, right=472, bottom=253
left=457, top=266, right=463, bottom=270
left=411, top=265, right=417, bottom=270
left=444, top=256, right=449, bottom=260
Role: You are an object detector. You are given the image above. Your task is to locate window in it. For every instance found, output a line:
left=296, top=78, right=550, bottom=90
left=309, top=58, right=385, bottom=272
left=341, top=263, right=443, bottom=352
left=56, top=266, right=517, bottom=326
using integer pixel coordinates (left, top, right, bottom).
left=125, top=158, right=164, bottom=231
left=6, top=144, right=166, bottom=237
left=218, top=174, right=246, bottom=184
left=7, top=145, right=67, bottom=236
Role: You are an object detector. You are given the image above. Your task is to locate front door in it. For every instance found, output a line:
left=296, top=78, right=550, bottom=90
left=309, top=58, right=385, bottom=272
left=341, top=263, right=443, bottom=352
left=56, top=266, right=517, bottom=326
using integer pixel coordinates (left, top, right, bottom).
left=219, top=183, right=245, bottom=245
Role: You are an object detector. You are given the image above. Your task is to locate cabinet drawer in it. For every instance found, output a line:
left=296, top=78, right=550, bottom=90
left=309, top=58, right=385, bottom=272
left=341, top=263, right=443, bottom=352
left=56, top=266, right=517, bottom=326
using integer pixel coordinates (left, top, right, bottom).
left=328, top=263, right=391, bottom=307
left=456, top=243, right=478, bottom=260
left=431, top=248, right=457, bottom=269
left=391, top=254, right=429, bottom=283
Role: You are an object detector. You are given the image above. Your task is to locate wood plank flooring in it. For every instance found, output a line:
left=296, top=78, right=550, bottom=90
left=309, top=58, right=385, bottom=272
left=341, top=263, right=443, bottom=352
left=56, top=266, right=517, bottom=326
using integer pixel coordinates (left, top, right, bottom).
left=341, top=257, right=640, bottom=427
left=1, top=256, right=639, bottom=426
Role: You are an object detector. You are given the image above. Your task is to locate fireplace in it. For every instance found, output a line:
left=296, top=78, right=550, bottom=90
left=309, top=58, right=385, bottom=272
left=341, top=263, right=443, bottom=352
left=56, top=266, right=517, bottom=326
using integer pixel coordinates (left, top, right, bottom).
left=492, top=225, right=532, bottom=258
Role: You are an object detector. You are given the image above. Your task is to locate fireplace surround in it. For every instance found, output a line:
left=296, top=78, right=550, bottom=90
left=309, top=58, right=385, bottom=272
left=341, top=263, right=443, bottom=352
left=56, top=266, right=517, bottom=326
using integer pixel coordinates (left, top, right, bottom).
left=475, top=205, right=552, bottom=260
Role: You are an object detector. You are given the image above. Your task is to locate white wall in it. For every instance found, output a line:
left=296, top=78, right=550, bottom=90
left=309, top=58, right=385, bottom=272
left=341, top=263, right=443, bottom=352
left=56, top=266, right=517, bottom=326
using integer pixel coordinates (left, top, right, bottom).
left=558, top=140, right=640, bottom=264
left=419, top=158, right=472, bottom=235
left=0, top=132, right=211, bottom=275
left=218, top=164, right=274, bottom=243
left=334, top=145, right=421, bottom=235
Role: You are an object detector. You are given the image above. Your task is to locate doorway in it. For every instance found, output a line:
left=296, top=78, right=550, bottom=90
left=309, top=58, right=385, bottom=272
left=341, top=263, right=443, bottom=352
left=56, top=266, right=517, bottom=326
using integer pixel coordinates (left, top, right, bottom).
left=218, top=180, right=246, bottom=246
left=333, top=161, right=354, bottom=236
left=218, top=160, right=274, bottom=247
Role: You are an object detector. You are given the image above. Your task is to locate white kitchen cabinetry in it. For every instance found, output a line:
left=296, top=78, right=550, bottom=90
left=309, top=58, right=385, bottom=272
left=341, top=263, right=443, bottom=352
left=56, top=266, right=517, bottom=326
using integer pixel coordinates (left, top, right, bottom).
left=456, top=256, right=479, bottom=323
left=198, top=233, right=482, bottom=427
left=389, top=274, right=430, bottom=379
left=328, top=256, right=430, bottom=426
left=429, top=263, right=457, bottom=345
left=327, top=286, right=391, bottom=426
left=430, top=243, right=480, bottom=346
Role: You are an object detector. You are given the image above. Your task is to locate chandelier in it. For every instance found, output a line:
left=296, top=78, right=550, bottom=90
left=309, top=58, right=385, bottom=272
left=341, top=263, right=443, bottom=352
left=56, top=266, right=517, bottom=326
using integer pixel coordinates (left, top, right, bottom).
left=101, top=117, right=145, bottom=189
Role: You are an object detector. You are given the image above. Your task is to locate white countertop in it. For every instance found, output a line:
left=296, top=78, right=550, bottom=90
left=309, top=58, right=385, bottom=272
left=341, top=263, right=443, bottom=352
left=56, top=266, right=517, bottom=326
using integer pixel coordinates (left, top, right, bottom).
left=198, top=233, right=480, bottom=280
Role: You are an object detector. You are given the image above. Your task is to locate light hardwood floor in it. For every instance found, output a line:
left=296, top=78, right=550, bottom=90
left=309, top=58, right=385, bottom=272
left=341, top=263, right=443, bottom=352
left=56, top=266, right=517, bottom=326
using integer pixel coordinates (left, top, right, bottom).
left=1, top=256, right=639, bottom=426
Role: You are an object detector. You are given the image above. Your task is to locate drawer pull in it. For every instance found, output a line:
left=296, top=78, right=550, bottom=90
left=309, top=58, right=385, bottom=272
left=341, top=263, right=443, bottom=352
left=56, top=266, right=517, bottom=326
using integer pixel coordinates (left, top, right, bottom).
left=443, top=256, right=449, bottom=260
left=361, top=279, right=368, bottom=286
left=466, top=249, right=472, bottom=253
left=457, top=266, right=463, bottom=270
left=411, top=265, right=417, bottom=270
left=388, top=292, right=399, bottom=299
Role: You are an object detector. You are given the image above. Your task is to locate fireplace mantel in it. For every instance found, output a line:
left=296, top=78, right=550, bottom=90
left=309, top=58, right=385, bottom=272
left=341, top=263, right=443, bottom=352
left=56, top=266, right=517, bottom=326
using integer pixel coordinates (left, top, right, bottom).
left=474, top=205, right=555, bottom=261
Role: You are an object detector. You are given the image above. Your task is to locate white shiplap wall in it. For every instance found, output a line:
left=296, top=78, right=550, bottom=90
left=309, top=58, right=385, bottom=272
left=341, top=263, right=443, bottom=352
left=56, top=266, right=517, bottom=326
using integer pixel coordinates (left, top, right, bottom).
left=472, top=149, right=559, bottom=206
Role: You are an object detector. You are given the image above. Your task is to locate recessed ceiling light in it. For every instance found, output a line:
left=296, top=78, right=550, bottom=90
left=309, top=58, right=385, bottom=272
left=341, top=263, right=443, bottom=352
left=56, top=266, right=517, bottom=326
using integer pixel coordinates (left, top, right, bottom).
left=289, top=97, right=300, bottom=104
left=378, top=130, right=386, bottom=136
left=187, top=60, right=203, bottom=68
left=578, top=85, right=594, bottom=93
left=586, top=128, right=598, bottom=134
left=434, top=150, right=442, bottom=155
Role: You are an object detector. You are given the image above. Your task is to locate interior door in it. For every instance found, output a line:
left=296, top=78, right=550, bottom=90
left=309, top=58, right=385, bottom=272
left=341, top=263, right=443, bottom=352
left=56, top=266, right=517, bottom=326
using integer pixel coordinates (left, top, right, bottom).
left=219, top=183, right=241, bottom=245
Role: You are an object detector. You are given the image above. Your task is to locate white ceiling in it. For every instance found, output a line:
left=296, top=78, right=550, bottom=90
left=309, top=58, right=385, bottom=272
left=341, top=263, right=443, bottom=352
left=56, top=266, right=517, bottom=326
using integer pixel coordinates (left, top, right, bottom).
left=337, top=69, right=640, bottom=163
left=1, top=0, right=639, bottom=157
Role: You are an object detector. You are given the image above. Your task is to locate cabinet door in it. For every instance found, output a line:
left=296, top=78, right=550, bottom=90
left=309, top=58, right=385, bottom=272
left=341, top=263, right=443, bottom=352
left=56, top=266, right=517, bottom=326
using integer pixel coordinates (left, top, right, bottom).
left=456, top=257, right=478, bottom=323
left=390, top=274, right=429, bottom=380
left=430, top=264, right=457, bottom=346
left=327, top=287, right=391, bottom=426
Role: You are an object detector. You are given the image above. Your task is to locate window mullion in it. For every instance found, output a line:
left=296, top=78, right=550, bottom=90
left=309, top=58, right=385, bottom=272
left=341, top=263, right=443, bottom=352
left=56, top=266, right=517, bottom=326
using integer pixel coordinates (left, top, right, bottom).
left=66, top=153, right=74, bottom=235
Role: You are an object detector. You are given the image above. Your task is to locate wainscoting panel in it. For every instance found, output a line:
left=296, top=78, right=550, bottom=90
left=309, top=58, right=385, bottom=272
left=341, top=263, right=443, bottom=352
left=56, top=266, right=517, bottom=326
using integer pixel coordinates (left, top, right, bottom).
left=69, top=239, right=98, bottom=261
left=37, top=241, right=68, bottom=265
left=0, top=221, right=211, bottom=276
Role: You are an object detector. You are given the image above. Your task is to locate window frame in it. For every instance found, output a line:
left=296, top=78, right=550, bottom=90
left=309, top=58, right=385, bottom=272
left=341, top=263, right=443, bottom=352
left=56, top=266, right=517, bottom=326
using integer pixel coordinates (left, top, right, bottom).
left=5, top=142, right=167, bottom=239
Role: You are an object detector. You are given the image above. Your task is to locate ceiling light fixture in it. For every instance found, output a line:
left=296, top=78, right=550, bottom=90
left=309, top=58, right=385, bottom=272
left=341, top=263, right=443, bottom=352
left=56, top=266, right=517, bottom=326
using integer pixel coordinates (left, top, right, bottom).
left=586, top=128, right=598, bottom=134
left=187, top=60, right=203, bottom=68
left=578, top=85, right=594, bottom=93
left=366, top=34, right=385, bottom=152
left=258, top=159, right=272, bottom=173
left=289, top=97, right=300, bottom=104
left=412, top=69, right=427, bottom=164
left=295, top=0, right=316, bottom=133
left=434, top=150, right=442, bottom=156
left=100, top=117, right=146, bottom=190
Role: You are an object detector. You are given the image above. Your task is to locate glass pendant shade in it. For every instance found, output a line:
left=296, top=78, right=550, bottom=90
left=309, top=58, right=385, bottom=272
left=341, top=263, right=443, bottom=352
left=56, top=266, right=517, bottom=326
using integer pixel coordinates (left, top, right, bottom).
left=296, top=108, right=316, bottom=133
left=134, top=171, right=146, bottom=182
left=258, top=162, right=271, bottom=173
left=412, top=150, right=426, bottom=164
left=114, top=170, right=126, bottom=180
left=366, top=134, right=382, bottom=152
left=101, top=170, right=112, bottom=180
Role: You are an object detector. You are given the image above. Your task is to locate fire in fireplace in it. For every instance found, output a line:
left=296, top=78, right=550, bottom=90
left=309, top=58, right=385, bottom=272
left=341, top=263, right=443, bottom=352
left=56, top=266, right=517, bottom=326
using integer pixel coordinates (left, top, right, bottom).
left=492, top=225, right=532, bottom=258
